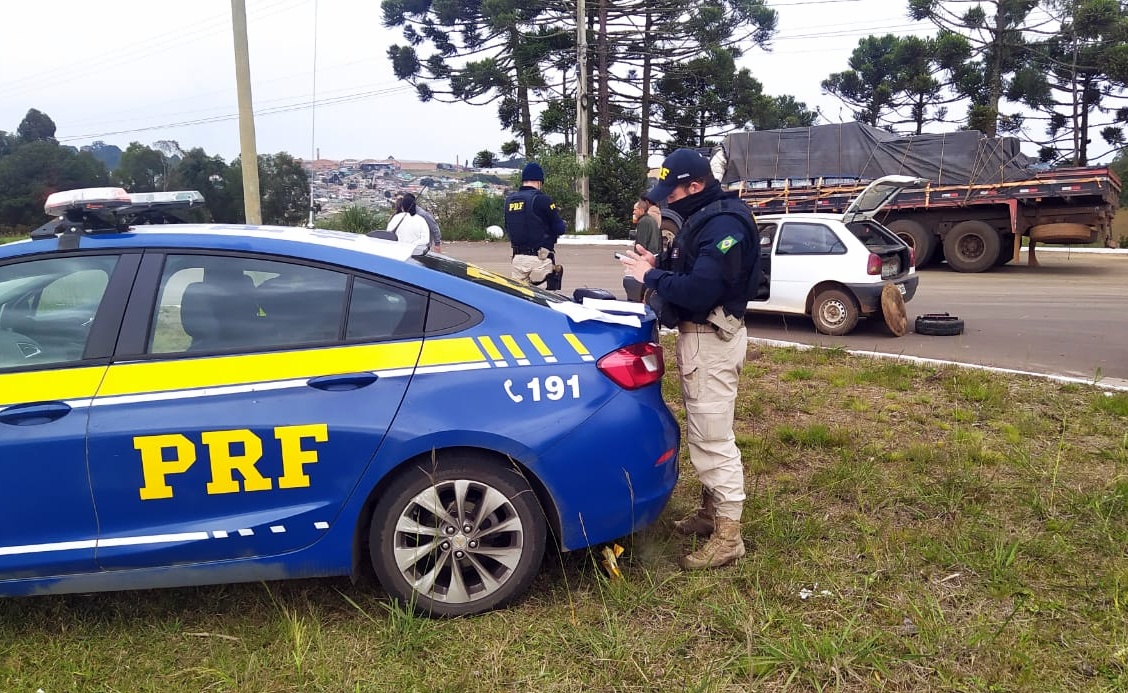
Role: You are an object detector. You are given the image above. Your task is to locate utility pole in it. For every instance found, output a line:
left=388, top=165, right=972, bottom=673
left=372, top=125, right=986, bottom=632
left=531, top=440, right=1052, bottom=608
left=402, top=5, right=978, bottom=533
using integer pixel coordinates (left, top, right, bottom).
left=574, top=0, right=590, bottom=233
left=231, top=0, right=262, bottom=224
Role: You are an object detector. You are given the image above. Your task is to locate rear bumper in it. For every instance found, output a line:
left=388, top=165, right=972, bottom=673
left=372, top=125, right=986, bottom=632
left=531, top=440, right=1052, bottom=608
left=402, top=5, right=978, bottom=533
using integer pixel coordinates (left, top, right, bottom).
left=846, top=275, right=918, bottom=313
left=534, top=387, right=680, bottom=551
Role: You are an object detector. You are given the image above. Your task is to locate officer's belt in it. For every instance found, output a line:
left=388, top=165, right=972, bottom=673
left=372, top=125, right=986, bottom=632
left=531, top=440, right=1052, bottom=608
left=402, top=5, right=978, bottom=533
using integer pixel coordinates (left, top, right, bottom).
left=677, top=322, right=715, bottom=334
left=512, top=246, right=540, bottom=256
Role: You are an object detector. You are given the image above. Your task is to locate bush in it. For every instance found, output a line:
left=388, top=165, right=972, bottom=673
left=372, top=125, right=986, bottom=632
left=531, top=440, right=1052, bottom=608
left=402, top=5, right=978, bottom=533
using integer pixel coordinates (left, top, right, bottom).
left=314, top=205, right=388, bottom=234
left=430, top=191, right=505, bottom=241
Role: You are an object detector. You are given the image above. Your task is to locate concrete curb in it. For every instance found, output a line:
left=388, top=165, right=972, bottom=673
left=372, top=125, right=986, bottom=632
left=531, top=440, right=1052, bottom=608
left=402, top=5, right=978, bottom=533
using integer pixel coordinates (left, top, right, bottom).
left=745, top=335, right=1128, bottom=392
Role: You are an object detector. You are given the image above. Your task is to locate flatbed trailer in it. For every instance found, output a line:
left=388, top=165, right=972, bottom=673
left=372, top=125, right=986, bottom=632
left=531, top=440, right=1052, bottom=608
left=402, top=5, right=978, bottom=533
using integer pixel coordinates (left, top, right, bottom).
left=736, top=166, right=1122, bottom=272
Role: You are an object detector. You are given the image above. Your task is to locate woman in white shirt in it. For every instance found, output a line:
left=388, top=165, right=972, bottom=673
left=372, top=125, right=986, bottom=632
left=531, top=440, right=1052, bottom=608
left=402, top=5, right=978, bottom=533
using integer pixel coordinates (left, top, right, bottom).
left=386, top=193, right=431, bottom=248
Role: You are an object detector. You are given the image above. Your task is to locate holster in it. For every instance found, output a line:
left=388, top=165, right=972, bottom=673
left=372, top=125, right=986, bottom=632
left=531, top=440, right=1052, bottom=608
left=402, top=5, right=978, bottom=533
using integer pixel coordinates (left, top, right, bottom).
left=545, top=264, right=564, bottom=290
left=706, top=306, right=744, bottom=341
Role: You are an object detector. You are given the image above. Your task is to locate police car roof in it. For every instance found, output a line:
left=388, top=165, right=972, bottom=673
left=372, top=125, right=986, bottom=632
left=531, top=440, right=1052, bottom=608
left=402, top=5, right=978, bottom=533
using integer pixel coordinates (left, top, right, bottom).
left=117, top=224, right=419, bottom=261
left=10, top=223, right=419, bottom=263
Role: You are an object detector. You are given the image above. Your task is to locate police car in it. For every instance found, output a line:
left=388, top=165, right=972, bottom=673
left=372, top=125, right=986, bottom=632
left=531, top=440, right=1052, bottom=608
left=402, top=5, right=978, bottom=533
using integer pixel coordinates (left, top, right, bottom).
left=749, top=175, right=922, bottom=336
left=0, top=188, right=679, bottom=617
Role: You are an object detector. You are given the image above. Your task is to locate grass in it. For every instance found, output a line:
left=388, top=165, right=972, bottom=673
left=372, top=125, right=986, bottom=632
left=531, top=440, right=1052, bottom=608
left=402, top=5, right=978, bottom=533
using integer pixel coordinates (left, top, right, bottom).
left=1, top=341, right=1127, bottom=691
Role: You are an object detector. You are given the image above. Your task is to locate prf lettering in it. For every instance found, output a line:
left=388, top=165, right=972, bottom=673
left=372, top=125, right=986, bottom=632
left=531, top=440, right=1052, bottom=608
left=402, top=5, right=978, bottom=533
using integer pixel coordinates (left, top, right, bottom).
left=507, top=200, right=525, bottom=212
left=658, top=166, right=670, bottom=181
left=134, top=424, right=328, bottom=500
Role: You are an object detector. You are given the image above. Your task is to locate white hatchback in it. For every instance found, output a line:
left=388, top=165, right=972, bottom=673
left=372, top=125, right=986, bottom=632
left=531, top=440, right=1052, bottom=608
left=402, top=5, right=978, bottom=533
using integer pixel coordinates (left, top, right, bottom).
left=748, top=175, right=922, bottom=335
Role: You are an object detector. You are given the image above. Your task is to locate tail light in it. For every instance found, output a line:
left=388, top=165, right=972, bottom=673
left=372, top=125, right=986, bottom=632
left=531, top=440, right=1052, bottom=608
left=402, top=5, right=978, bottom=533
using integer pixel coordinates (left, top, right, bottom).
left=908, top=247, right=916, bottom=268
left=597, top=342, right=664, bottom=389
left=866, top=253, right=882, bottom=275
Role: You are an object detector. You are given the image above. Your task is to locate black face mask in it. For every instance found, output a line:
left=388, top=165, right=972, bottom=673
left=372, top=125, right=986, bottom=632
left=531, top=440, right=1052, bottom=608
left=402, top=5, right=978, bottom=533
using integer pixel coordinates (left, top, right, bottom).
left=667, top=195, right=697, bottom=220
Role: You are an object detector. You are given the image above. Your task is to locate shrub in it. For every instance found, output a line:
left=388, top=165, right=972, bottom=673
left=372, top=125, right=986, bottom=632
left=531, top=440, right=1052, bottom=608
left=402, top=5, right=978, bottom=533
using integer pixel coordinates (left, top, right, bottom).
left=430, top=191, right=505, bottom=241
left=314, top=205, right=388, bottom=234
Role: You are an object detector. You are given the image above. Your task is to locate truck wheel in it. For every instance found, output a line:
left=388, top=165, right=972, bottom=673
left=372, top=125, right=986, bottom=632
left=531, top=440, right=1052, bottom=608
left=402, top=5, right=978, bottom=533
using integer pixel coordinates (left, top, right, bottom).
left=915, top=313, right=965, bottom=336
left=888, top=219, right=934, bottom=268
left=811, top=288, right=860, bottom=336
left=943, top=220, right=1000, bottom=273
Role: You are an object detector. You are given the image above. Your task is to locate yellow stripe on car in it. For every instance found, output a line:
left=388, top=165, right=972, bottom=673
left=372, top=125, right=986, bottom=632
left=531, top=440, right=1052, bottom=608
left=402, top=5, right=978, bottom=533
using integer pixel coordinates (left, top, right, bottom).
left=0, top=366, right=107, bottom=407
left=0, top=333, right=594, bottom=408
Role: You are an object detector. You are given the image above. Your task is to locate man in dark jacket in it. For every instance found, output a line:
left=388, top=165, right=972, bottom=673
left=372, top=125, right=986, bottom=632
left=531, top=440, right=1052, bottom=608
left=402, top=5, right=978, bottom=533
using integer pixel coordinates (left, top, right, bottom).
left=504, top=162, right=567, bottom=287
left=621, top=148, right=760, bottom=570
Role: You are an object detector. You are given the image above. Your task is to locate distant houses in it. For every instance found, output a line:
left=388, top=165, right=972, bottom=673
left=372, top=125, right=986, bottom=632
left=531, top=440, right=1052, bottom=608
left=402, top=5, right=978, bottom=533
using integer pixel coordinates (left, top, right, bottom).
left=299, top=155, right=506, bottom=216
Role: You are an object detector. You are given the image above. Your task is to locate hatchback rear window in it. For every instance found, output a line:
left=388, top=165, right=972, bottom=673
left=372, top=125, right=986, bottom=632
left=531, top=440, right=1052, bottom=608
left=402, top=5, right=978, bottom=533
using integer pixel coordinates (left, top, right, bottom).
left=846, top=221, right=904, bottom=250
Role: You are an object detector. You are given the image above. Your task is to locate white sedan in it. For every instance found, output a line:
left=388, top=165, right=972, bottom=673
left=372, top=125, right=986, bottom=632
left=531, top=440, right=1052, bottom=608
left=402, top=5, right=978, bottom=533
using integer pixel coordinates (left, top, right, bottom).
left=748, top=175, right=922, bottom=336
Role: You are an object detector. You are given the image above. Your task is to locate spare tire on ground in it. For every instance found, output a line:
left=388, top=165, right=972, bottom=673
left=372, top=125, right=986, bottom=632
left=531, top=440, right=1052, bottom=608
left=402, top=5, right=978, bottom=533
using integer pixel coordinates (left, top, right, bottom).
left=915, top=313, right=965, bottom=336
left=880, top=282, right=908, bottom=337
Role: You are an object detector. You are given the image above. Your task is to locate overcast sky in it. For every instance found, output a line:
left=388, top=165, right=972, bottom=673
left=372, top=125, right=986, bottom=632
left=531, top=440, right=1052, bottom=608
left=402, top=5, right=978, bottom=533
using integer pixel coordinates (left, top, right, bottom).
left=1, top=0, right=937, bottom=165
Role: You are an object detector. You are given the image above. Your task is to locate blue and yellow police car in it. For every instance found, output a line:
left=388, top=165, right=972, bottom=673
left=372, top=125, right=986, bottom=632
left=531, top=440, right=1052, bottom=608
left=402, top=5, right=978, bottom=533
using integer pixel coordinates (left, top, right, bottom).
left=0, top=188, right=679, bottom=616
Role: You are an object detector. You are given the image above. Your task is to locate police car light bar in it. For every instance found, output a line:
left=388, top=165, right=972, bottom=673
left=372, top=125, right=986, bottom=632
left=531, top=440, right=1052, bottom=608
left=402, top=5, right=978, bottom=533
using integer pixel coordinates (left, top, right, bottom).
left=44, top=187, right=131, bottom=217
left=128, top=190, right=205, bottom=206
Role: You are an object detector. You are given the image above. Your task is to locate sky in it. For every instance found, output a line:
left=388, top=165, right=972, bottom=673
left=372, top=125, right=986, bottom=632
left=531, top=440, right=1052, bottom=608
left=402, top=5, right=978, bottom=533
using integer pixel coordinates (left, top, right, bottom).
left=0, top=0, right=938, bottom=166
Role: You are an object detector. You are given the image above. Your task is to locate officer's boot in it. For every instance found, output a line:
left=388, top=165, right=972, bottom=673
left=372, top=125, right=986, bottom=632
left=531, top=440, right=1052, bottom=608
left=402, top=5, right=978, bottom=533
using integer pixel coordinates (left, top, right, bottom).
left=680, top=516, right=745, bottom=570
left=673, top=488, right=715, bottom=537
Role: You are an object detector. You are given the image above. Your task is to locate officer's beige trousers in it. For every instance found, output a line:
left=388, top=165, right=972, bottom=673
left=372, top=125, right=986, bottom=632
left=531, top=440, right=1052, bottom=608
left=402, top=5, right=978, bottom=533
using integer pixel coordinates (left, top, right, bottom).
left=511, top=253, right=553, bottom=285
left=675, top=326, right=747, bottom=521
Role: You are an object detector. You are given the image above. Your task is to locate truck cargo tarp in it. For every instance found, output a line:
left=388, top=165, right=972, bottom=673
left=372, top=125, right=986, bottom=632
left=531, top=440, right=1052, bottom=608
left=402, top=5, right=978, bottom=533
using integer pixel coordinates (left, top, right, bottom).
left=719, top=122, right=1035, bottom=186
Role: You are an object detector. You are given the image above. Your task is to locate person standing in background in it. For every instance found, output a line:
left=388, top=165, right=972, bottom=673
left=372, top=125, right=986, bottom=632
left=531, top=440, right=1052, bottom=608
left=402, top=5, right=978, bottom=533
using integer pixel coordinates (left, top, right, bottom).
left=504, top=162, right=567, bottom=288
left=623, top=196, right=662, bottom=301
left=415, top=202, right=443, bottom=253
left=386, top=193, right=431, bottom=248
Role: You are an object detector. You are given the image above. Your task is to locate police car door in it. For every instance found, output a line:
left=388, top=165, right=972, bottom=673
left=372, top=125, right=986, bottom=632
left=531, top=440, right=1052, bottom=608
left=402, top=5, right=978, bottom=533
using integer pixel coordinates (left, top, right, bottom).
left=0, top=253, right=136, bottom=578
left=86, top=253, right=424, bottom=571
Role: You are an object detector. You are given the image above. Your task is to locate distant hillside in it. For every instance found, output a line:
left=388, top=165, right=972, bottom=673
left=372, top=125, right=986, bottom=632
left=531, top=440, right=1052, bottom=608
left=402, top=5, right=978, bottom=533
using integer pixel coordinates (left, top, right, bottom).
left=81, top=141, right=123, bottom=171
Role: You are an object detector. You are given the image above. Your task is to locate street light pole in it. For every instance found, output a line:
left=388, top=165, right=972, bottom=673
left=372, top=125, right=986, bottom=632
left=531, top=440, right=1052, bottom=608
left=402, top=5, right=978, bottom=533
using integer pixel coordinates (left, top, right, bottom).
left=574, top=0, right=590, bottom=233
left=231, top=0, right=262, bottom=224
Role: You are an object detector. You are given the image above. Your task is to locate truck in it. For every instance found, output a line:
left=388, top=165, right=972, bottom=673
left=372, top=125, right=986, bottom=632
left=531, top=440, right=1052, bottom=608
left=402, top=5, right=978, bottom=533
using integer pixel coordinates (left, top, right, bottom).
left=715, top=122, right=1122, bottom=272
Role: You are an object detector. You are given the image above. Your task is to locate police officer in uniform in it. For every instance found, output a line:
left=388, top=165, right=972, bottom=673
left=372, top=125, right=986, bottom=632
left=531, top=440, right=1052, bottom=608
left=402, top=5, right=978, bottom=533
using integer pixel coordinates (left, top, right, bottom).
left=621, top=148, right=760, bottom=570
left=504, top=162, right=567, bottom=288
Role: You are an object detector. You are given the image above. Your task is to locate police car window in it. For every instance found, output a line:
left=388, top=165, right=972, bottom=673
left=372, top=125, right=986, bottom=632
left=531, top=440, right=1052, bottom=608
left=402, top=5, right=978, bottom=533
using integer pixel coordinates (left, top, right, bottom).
left=149, top=255, right=348, bottom=354
left=0, top=255, right=117, bottom=369
left=416, top=253, right=566, bottom=306
left=346, top=277, right=426, bottom=341
left=776, top=222, right=847, bottom=255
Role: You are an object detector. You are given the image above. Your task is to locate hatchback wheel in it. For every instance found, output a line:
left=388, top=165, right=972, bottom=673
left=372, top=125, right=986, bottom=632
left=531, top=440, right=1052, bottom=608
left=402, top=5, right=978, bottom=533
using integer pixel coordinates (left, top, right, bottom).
left=369, top=455, right=547, bottom=617
left=811, top=288, right=860, bottom=336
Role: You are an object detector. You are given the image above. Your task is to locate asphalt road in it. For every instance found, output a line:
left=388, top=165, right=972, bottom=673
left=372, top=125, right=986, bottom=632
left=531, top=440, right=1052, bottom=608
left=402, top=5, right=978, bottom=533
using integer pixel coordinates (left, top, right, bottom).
left=441, top=240, right=1128, bottom=388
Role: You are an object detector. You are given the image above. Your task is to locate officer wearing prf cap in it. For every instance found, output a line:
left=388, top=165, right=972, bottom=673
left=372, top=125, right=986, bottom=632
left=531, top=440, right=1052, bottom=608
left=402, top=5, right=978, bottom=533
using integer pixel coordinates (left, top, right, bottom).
left=621, top=148, right=760, bottom=570
left=504, top=162, right=567, bottom=289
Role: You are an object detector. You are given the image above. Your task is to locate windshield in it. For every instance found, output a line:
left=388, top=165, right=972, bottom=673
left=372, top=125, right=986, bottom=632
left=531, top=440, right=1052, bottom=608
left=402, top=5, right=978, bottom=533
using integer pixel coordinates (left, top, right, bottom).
left=416, top=253, right=568, bottom=307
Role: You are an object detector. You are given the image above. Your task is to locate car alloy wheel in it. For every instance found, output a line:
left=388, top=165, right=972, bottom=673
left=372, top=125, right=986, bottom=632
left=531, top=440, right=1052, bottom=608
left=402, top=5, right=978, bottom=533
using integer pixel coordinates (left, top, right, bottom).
left=369, top=455, right=547, bottom=617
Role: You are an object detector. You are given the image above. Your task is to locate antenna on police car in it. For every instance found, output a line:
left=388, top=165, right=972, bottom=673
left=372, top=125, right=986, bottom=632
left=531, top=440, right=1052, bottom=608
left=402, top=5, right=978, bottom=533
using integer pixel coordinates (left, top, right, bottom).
left=306, top=0, right=320, bottom=230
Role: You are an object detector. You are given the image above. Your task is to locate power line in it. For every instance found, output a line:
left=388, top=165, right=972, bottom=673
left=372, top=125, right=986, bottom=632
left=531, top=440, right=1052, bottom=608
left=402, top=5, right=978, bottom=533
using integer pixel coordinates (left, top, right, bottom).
left=56, top=84, right=414, bottom=143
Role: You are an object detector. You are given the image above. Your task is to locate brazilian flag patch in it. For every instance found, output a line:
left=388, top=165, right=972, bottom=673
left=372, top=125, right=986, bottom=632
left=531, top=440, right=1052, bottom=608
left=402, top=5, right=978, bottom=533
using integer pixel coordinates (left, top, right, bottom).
left=716, top=235, right=737, bottom=253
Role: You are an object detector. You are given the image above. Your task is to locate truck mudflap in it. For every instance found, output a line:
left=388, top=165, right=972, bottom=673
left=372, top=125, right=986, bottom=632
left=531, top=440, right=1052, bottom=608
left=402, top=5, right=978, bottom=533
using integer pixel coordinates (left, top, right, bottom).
left=846, top=275, right=918, bottom=314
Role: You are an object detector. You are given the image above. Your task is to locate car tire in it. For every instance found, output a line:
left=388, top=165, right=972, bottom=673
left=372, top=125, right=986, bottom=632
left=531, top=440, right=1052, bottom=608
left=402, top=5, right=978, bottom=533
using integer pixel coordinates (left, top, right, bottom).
left=943, top=220, right=1001, bottom=273
left=887, top=219, right=935, bottom=269
left=811, top=288, right=860, bottom=336
left=368, top=454, right=547, bottom=617
left=915, top=313, right=965, bottom=336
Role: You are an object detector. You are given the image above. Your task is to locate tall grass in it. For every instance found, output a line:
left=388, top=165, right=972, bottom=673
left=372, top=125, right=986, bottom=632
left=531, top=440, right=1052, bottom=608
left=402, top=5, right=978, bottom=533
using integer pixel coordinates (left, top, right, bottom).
left=1, top=342, right=1126, bottom=691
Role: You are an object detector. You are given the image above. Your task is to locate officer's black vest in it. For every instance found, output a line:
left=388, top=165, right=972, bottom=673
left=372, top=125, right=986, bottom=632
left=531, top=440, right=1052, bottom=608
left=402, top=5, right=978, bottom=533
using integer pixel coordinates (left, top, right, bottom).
left=504, top=188, right=549, bottom=252
left=665, top=196, right=761, bottom=318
